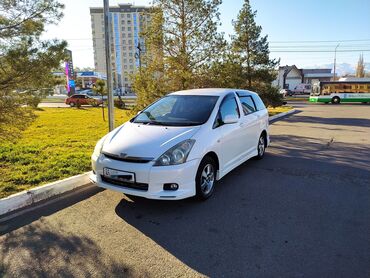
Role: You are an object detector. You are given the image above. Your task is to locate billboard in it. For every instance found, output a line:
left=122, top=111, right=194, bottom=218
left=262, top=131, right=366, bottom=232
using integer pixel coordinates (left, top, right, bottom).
left=65, top=49, right=76, bottom=95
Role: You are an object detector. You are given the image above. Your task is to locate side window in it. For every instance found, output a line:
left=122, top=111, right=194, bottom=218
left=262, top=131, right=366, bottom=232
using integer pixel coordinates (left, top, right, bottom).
left=252, top=95, right=266, bottom=111
left=239, top=96, right=256, bottom=115
left=219, top=96, right=240, bottom=120
left=214, top=95, right=240, bottom=128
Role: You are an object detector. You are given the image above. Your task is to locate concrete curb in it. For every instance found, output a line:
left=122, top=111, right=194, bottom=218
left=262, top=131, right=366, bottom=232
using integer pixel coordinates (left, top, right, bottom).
left=0, top=172, right=91, bottom=217
left=269, top=109, right=297, bottom=122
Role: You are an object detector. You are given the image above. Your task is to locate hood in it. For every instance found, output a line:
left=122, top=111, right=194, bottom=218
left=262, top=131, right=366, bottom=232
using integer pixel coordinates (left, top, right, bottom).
left=102, top=121, right=200, bottom=159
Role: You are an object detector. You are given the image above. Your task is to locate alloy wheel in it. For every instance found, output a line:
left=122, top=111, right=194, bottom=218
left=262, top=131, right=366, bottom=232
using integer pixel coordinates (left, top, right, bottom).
left=200, top=164, right=215, bottom=195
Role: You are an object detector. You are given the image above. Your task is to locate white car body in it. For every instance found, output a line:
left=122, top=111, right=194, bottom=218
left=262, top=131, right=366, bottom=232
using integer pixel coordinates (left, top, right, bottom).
left=90, top=88, right=269, bottom=200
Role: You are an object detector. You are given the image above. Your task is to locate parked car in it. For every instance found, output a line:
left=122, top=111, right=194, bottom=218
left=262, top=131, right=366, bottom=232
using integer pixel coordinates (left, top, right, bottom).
left=293, top=83, right=311, bottom=95
left=279, top=89, right=292, bottom=97
left=65, top=94, right=103, bottom=107
left=78, top=89, right=95, bottom=96
left=91, top=88, right=270, bottom=200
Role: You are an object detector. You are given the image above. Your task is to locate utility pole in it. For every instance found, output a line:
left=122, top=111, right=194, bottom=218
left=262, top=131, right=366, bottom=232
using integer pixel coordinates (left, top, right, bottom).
left=103, top=0, right=114, bottom=131
left=333, top=43, right=340, bottom=81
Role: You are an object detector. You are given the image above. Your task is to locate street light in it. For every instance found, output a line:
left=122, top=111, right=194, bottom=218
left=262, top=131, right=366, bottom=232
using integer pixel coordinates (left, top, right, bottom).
left=333, top=43, right=340, bottom=81
left=103, top=0, right=114, bottom=131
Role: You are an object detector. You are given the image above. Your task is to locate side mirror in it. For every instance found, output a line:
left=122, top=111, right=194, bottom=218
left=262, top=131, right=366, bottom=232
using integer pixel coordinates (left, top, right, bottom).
left=137, top=110, right=141, bottom=115
left=223, top=114, right=238, bottom=124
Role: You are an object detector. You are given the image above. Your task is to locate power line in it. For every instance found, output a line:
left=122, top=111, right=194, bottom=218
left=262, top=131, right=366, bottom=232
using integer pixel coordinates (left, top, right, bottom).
left=269, top=39, right=370, bottom=43
left=270, top=49, right=370, bottom=53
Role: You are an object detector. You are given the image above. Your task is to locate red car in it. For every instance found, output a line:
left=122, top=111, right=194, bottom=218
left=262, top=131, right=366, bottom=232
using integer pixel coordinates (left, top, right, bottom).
left=65, top=94, right=103, bottom=107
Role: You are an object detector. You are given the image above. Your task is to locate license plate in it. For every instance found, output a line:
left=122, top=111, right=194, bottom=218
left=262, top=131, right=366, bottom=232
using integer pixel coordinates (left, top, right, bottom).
left=103, top=168, right=135, bottom=183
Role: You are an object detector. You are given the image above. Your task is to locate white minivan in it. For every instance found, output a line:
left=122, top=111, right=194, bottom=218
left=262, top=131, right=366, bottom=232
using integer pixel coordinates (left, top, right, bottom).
left=91, top=89, right=269, bottom=200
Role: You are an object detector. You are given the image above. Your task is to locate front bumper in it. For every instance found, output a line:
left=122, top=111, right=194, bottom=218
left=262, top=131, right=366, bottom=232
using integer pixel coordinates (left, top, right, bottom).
left=91, top=154, right=199, bottom=200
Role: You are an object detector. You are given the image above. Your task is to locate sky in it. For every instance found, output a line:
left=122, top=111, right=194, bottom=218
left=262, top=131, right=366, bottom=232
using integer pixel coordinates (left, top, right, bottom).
left=43, top=0, right=370, bottom=70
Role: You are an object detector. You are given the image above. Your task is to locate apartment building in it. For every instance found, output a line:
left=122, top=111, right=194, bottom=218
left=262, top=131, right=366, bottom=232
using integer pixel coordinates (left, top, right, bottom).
left=90, top=3, right=151, bottom=93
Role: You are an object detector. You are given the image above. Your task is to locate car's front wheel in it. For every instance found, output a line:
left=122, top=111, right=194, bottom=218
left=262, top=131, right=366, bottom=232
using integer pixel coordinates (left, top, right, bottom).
left=195, top=156, right=216, bottom=200
left=69, top=102, right=75, bottom=107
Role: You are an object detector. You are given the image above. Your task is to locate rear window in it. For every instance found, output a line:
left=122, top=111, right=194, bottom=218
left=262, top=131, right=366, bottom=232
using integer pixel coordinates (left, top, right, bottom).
left=239, top=96, right=256, bottom=115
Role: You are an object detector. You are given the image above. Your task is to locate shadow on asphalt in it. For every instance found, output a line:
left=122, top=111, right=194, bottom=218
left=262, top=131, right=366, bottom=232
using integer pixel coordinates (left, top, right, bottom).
left=0, top=185, right=104, bottom=235
left=114, top=134, right=370, bottom=277
left=0, top=220, right=132, bottom=277
left=287, top=115, right=370, bottom=127
left=269, top=109, right=301, bottom=124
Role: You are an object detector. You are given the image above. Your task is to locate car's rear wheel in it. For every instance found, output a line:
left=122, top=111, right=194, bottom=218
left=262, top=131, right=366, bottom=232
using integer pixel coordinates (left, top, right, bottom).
left=255, top=134, right=266, bottom=160
left=195, top=156, right=216, bottom=200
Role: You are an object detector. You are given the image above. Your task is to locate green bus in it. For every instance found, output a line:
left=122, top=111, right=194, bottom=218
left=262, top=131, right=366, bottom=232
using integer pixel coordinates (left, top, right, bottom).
left=309, top=80, right=370, bottom=104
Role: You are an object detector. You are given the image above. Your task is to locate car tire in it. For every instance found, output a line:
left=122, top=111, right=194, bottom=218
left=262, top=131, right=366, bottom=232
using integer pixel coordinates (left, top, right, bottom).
left=70, top=102, right=75, bottom=107
left=195, top=156, right=216, bottom=200
left=331, top=96, right=340, bottom=104
left=255, top=133, right=266, bottom=160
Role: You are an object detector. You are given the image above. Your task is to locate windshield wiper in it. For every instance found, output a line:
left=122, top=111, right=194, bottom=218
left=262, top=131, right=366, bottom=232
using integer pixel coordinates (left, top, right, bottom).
left=134, top=120, right=168, bottom=126
left=134, top=120, right=201, bottom=126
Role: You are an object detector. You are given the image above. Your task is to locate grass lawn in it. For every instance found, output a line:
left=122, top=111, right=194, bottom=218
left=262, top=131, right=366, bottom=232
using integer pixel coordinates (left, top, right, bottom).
left=0, top=108, right=131, bottom=198
left=0, top=105, right=291, bottom=198
left=268, top=106, right=293, bottom=117
left=284, top=97, right=309, bottom=101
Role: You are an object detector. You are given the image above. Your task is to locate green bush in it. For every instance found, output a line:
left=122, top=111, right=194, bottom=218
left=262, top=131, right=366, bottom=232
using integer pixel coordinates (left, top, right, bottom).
left=23, top=91, right=43, bottom=109
left=114, top=98, right=125, bottom=109
left=258, top=85, right=284, bottom=108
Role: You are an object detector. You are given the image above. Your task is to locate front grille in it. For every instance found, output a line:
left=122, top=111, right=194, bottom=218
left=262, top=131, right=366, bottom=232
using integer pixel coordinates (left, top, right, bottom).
left=101, top=175, right=149, bottom=191
left=103, top=152, right=153, bottom=163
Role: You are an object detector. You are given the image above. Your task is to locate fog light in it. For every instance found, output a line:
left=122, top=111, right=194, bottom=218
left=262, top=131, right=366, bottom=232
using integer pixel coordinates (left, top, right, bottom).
left=163, top=183, right=179, bottom=191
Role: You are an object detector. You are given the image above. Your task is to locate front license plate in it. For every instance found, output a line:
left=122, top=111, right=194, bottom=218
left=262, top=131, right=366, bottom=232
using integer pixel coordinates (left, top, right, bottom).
left=103, top=168, right=135, bottom=183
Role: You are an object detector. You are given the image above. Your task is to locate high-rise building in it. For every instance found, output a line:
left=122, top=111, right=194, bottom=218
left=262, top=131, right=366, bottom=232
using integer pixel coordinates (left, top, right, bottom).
left=90, top=4, right=151, bottom=93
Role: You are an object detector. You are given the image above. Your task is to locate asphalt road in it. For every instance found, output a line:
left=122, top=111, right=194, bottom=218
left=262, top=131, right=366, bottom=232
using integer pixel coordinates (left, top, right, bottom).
left=1, top=103, right=370, bottom=277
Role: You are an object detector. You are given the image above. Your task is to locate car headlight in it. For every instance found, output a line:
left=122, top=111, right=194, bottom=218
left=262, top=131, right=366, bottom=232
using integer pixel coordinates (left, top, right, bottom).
left=154, top=139, right=195, bottom=166
left=92, top=136, right=107, bottom=158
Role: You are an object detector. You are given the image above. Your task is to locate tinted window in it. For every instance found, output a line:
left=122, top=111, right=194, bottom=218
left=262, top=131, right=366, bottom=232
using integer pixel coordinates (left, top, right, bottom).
left=239, top=96, right=256, bottom=115
left=252, top=95, right=266, bottom=111
left=133, top=95, right=219, bottom=126
left=219, top=96, right=240, bottom=120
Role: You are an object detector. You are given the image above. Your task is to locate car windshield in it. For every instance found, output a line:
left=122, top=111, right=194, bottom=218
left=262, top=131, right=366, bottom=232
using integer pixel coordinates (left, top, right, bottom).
left=133, top=95, right=219, bottom=126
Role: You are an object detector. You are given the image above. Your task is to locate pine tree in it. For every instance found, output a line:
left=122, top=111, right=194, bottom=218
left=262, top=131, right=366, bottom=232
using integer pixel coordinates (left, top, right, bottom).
left=0, top=0, right=67, bottom=140
left=231, top=0, right=279, bottom=90
left=356, top=54, right=365, bottom=78
left=132, top=0, right=225, bottom=110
